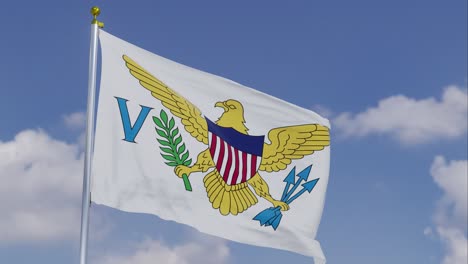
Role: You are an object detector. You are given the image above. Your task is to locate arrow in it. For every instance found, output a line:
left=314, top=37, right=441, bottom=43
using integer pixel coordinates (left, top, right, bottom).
left=253, top=207, right=283, bottom=230
left=283, top=165, right=312, bottom=202
left=267, top=213, right=283, bottom=230
left=286, top=178, right=319, bottom=204
left=253, top=207, right=281, bottom=226
left=281, top=167, right=296, bottom=201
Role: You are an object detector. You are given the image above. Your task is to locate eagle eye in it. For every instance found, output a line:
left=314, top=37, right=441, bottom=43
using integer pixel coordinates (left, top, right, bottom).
left=229, top=105, right=236, bottom=109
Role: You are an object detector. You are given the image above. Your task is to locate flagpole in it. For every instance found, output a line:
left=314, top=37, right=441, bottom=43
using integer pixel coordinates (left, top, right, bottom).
left=79, top=7, right=103, bottom=264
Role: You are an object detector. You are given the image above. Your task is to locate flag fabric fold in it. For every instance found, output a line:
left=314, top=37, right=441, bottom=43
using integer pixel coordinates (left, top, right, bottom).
left=91, top=29, right=331, bottom=263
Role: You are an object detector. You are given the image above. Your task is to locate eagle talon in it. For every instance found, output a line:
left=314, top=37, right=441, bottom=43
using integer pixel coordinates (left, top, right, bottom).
left=175, top=165, right=192, bottom=178
left=272, top=200, right=289, bottom=211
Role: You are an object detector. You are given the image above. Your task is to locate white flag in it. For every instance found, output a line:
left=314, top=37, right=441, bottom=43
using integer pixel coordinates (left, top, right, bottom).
left=92, top=30, right=331, bottom=263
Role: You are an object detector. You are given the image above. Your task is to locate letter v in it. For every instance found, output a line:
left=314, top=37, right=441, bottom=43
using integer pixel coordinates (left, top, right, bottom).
left=115, top=97, right=153, bottom=143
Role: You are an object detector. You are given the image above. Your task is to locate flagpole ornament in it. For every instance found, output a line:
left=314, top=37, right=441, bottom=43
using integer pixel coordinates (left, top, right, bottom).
left=90, top=6, right=104, bottom=28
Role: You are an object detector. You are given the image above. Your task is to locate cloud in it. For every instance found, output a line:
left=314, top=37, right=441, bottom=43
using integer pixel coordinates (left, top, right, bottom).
left=0, top=129, right=84, bottom=242
left=436, top=227, right=468, bottom=264
left=430, top=156, right=467, bottom=264
left=311, top=104, right=334, bottom=119
left=334, top=85, right=467, bottom=144
left=95, top=237, right=230, bottom=264
left=63, top=111, right=87, bottom=148
left=63, top=112, right=86, bottom=130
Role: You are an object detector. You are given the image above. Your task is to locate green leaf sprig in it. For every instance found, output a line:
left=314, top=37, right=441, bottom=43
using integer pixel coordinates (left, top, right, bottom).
left=153, top=109, right=193, bottom=191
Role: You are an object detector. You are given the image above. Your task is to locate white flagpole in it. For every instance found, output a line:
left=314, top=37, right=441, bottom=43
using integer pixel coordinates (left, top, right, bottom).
left=79, top=7, right=103, bottom=264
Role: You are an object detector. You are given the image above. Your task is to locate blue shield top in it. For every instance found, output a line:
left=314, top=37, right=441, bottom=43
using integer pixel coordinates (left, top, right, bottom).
left=206, top=118, right=264, bottom=156
left=206, top=118, right=265, bottom=185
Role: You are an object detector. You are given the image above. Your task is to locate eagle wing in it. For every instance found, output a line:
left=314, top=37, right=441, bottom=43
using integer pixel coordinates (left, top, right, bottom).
left=260, top=124, right=330, bottom=172
left=123, top=55, right=208, bottom=145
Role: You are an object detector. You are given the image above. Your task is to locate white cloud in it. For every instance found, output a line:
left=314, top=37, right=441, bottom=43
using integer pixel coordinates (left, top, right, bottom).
left=423, top=227, right=433, bottom=237
left=0, top=129, right=84, bottom=242
left=95, top=237, right=230, bottom=264
left=63, top=112, right=86, bottom=130
left=63, top=111, right=87, bottom=148
left=436, top=227, right=468, bottom=264
left=430, top=156, right=467, bottom=264
left=311, top=104, right=334, bottom=119
left=334, top=85, right=467, bottom=144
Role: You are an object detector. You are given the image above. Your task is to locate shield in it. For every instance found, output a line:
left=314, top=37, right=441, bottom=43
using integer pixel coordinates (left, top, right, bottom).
left=206, top=118, right=264, bottom=185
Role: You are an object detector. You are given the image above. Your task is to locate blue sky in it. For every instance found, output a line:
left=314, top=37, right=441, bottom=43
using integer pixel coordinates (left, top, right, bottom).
left=0, top=1, right=466, bottom=264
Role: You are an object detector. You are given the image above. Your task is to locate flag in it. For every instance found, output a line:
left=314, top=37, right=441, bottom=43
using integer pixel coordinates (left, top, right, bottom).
left=91, top=30, right=331, bottom=264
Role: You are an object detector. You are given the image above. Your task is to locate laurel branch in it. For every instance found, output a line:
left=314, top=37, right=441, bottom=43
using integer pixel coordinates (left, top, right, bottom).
left=153, top=109, right=193, bottom=191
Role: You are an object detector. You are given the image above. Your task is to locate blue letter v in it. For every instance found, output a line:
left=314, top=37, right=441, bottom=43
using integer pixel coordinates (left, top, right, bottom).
left=115, top=97, right=153, bottom=143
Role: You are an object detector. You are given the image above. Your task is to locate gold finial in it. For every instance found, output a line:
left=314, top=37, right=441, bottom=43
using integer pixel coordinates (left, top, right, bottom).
left=90, top=6, right=104, bottom=28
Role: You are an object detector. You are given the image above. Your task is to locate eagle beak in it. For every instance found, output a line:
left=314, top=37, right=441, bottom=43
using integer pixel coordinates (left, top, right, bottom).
left=215, top=101, right=228, bottom=112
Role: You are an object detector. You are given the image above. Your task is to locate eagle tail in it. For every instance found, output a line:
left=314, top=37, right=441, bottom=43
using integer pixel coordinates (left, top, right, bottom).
left=203, top=170, right=258, bottom=216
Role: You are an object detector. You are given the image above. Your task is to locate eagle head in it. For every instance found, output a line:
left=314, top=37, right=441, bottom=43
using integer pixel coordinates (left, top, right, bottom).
left=215, top=100, right=249, bottom=134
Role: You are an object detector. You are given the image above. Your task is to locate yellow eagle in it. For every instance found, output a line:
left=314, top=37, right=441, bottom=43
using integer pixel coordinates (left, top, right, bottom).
left=123, top=55, right=330, bottom=216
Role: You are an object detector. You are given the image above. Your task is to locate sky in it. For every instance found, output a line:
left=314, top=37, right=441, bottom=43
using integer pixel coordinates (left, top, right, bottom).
left=0, top=1, right=466, bottom=264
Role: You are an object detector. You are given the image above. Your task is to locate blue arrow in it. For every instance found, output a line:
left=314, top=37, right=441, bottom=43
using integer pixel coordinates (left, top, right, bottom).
left=283, top=165, right=312, bottom=202
left=253, top=207, right=281, bottom=226
left=286, top=178, right=319, bottom=204
left=281, top=167, right=296, bottom=201
left=268, top=213, right=283, bottom=230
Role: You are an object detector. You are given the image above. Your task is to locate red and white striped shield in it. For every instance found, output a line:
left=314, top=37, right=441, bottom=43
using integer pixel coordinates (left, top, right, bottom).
left=206, top=119, right=264, bottom=186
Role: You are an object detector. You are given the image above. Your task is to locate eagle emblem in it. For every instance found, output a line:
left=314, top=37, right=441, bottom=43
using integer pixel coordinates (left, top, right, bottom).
left=122, top=55, right=330, bottom=218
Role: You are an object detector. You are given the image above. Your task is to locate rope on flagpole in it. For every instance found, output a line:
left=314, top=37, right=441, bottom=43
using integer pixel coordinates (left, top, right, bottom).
left=79, top=6, right=103, bottom=264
